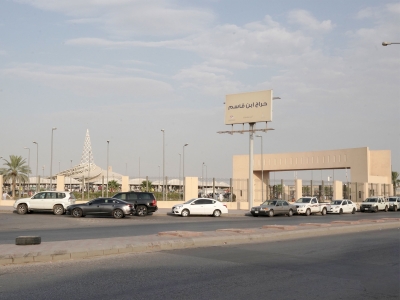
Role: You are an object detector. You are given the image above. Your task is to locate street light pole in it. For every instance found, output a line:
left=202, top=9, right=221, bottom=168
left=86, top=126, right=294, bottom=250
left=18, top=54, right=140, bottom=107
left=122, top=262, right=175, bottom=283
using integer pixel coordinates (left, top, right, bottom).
left=50, top=127, right=57, bottom=191
left=106, top=140, right=109, bottom=197
left=182, top=143, right=188, bottom=200
left=202, top=162, right=204, bottom=196
left=33, top=141, right=39, bottom=192
left=70, top=160, right=72, bottom=192
left=256, top=135, right=264, bottom=202
left=161, top=129, right=165, bottom=201
left=158, top=165, right=160, bottom=192
left=382, top=42, right=400, bottom=46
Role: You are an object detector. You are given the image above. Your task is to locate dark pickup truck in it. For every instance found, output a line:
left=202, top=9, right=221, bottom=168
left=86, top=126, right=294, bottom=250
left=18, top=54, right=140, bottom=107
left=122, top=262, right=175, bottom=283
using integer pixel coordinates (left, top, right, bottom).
left=112, top=192, right=158, bottom=216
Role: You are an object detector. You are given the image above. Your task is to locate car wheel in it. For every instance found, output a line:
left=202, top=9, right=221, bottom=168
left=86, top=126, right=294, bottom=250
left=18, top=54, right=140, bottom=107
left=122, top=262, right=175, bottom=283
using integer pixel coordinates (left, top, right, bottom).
left=288, top=209, right=293, bottom=217
left=339, top=208, right=343, bottom=215
left=136, top=205, right=148, bottom=217
left=72, top=208, right=83, bottom=218
left=352, top=208, right=356, bottom=214
left=213, top=209, right=221, bottom=217
left=321, top=208, right=327, bottom=216
left=384, top=206, right=388, bottom=212
left=17, top=204, right=28, bottom=215
left=268, top=210, right=274, bottom=217
left=181, top=209, right=189, bottom=217
left=53, top=204, right=64, bottom=215
left=394, top=206, right=398, bottom=212
left=374, top=206, right=378, bottom=213
left=305, top=208, right=311, bottom=216
left=113, top=209, right=124, bottom=219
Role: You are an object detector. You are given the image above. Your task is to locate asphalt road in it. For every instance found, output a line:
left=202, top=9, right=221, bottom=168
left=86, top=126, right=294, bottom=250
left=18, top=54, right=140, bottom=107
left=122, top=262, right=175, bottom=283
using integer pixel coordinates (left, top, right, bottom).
left=0, top=210, right=398, bottom=244
left=0, top=229, right=398, bottom=300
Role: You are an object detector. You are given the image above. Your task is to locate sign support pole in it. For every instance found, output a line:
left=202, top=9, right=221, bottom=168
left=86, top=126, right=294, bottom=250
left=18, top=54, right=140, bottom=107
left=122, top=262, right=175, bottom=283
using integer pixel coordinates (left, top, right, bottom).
left=249, top=122, right=255, bottom=209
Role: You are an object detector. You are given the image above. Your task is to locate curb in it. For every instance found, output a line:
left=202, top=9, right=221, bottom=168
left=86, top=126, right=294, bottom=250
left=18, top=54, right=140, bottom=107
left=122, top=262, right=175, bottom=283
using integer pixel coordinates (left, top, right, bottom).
left=0, top=220, right=398, bottom=266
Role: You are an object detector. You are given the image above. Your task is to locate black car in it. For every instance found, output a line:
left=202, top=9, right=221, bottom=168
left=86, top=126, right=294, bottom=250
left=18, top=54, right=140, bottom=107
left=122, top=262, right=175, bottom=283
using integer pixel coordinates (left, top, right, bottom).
left=66, top=198, right=134, bottom=219
left=112, top=192, right=158, bottom=216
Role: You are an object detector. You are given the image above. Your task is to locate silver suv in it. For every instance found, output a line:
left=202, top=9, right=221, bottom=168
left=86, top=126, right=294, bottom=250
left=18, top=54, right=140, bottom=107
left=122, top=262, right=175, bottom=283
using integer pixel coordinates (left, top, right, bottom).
left=14, top=191, right=76, bottom=215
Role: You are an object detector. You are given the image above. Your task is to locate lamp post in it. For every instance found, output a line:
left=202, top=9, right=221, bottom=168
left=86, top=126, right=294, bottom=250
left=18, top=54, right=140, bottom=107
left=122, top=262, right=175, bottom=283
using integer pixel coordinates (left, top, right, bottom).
left=161, top=129, right=165, bottom=201
left=382, top=42, right=400, bottom=46
left=106, top=140, right=109, bottom=197
left=88, top=151, right=91, bottom=200
left=158, top=165, right=160, bottom=192
left=33, top=141, right=39, bottom=192
left=182, top=143, right=188, bottom=200
left=256, top=135, right=264, bottom=202
left=49, top=127, right=57, bottom=191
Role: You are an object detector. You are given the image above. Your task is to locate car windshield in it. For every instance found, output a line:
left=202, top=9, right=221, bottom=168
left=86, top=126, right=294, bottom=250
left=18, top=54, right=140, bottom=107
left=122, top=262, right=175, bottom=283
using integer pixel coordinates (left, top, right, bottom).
left=184, top=199, right=196, bottom=204
left=296, top=198, right=311, bottom=203
left=364, top=198, right=377, bottom=202
left=331, top=200, right=342, bottom=205
left=262, top=200, right=277, bottom=206
left=388, top=198, right=397, bottom=202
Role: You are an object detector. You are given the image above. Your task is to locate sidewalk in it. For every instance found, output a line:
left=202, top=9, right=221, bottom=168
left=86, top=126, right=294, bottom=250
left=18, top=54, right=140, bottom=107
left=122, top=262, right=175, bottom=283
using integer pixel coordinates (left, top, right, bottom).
left=1, top=217, right=398, bottom=266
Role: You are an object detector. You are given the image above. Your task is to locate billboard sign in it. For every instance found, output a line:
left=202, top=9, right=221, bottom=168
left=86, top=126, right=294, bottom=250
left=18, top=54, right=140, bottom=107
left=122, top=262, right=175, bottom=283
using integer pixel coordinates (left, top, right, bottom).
left=224, top=90, right=273, bottom=125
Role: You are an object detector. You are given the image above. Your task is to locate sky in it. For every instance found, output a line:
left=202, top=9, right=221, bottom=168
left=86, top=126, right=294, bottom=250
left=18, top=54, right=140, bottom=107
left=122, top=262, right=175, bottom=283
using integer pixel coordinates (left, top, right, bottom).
left=0, top=0, right=399, bottom=182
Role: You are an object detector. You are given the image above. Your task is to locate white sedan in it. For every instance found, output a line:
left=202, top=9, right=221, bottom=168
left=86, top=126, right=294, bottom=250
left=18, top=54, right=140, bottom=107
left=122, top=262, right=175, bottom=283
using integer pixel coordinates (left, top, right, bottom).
left=172, top=198, right=228, bottom=217
left=327, top=199, right=357, bottom=214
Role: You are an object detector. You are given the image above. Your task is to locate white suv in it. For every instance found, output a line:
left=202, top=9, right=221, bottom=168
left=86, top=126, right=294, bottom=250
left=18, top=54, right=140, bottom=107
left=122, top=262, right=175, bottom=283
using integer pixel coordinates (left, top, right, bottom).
left=360, top=196, right=388, bottom=213
left=14, top=191, right=76, bottom=215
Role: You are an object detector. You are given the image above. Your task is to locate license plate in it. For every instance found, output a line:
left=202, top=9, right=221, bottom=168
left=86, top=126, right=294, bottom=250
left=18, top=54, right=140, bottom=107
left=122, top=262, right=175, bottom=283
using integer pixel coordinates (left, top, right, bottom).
left=365, top=208, right=368, bottom=210
left=255, top=211, right=258, bottom=213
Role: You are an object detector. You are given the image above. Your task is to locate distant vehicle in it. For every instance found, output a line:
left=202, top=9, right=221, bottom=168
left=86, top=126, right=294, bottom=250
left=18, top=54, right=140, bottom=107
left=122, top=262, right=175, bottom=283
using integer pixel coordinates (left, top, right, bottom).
left=66, top=198, right=134, bottom=219
left=171, top=198, right=228, bottom=217
left=360, top=197, right=388, bottom=212
left=295, top=197, right=328, bottom=216
left=327, top=200, right=357, bottom=214
left=388, top=197, right=400, bottom=211
left=13, top=191, right=76, bottom=215
left=112, top=192, right=157, bottom=216
left=250, top=200, right=297, bottom=217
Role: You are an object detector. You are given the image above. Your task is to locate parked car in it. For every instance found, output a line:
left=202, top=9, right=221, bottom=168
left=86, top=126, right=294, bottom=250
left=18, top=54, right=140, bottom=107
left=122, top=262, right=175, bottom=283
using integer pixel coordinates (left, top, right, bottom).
left=66, top=198, right=134, bottom=219
left=295, top=197, right=328, bottom=216
left=327, top=199, right=357, bottom=214
left=112, top=192, right=157, bottom=216
left=387, top=197, right=400, bottom=211
left=171, top=198, right=228, bottom=217
left=13, top=191, right=76, bottom=215
left=360, top=197, right=388, bottom=212
left=250, top=200, right=297, bottom=217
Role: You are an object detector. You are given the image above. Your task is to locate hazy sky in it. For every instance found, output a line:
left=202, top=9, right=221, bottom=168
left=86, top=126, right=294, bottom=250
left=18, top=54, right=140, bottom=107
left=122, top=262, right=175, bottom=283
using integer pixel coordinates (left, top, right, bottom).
left=0, top=0, right=399, bottom=181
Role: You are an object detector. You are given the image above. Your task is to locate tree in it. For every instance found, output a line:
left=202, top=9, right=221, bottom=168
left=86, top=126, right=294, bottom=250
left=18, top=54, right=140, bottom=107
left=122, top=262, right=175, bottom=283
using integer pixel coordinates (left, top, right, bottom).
left=392, top=171, right=400, bottom=196
left=107, top=180, right=120, bottom=193
left=140, top=180, right=153, bottom=192
left=0, top=155, right=30, bottom=199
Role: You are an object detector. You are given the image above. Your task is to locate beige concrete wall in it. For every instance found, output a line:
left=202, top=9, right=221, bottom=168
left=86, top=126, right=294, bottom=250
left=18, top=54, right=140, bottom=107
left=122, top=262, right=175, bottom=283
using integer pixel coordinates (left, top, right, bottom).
left=233, top=147, right=391, bottom=184
left=0, top=175, right=3, bottom=194
left=56, top=176, right=65, bottom=191
left=121, top=176, right=129, bottom=192
left=184, top=177, right=198, bottom=201
left=333, top=181, right=342, bottom=199
left=295, top=179, right=302, bottom=200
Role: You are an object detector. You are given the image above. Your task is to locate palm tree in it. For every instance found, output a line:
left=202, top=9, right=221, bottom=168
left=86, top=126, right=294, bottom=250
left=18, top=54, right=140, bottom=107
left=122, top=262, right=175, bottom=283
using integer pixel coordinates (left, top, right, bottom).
left=392, top=171, right=400, bottom=196
left=0, top=155, right=30, bottom=199
left=140, top=180, right=153, bottom=192
left=108, top=180, right=120, bottom=193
